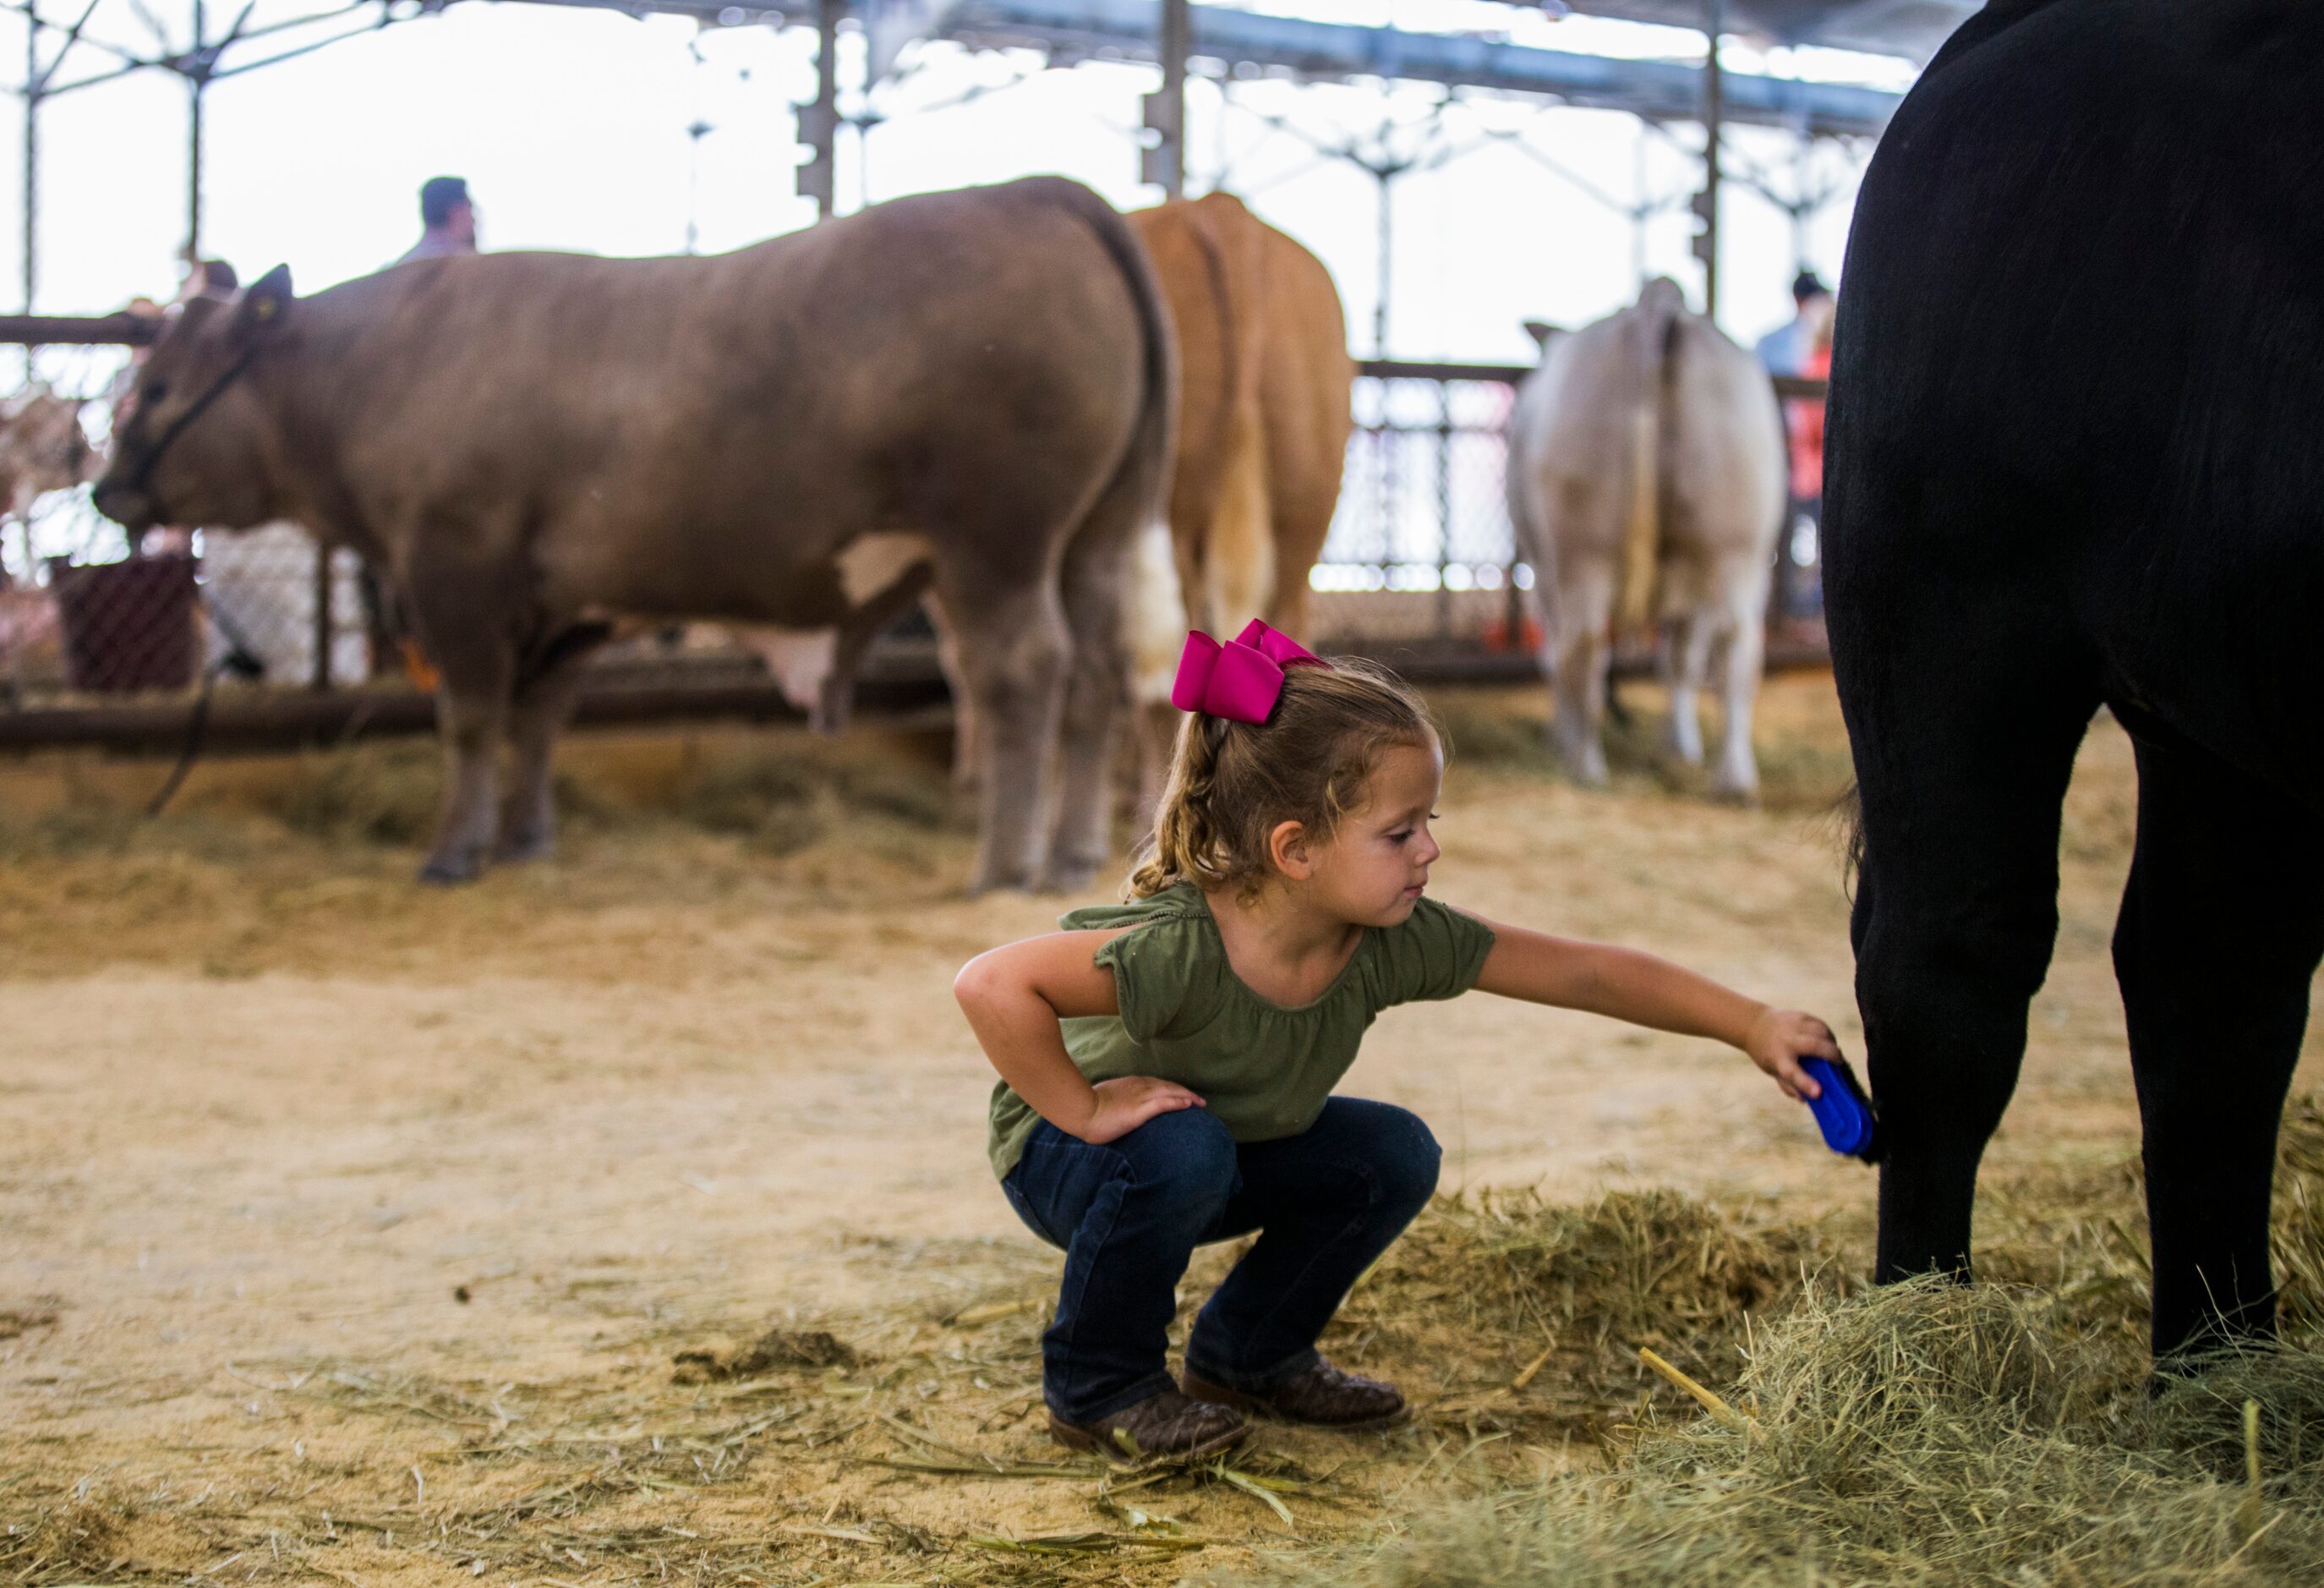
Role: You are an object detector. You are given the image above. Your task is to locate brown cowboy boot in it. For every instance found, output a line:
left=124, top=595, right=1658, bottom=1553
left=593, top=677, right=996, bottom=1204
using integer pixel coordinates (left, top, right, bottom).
left=1047, top=1388, right=1248, bottom=1461
left=1181, top=1359, right=1406, bottom=1430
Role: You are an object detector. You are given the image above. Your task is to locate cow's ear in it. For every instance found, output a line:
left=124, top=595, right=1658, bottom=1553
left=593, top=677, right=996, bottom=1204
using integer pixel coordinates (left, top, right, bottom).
left=1522, top=319, right=1562, bottom=351
left=233, top=265, right=294, bottom=340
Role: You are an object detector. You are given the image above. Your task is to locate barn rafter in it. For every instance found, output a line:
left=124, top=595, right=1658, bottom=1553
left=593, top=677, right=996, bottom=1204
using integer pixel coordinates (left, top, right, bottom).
left=4, top=0, right=1941, bottom=338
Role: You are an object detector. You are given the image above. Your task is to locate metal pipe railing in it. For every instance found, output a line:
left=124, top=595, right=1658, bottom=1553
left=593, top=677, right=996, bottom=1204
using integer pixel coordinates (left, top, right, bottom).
left=0, top=313, right=159, bottom=346
left=0, top=332, right=1830, bottom=751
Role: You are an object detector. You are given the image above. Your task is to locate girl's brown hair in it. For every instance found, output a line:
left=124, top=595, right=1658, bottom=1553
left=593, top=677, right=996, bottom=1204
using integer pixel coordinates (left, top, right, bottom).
left=1127, top=657, right=1438, bottom=901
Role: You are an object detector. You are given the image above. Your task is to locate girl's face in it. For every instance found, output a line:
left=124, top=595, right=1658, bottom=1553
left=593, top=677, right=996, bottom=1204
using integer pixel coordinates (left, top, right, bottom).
left=1304, top=737, right=1445, bottom=928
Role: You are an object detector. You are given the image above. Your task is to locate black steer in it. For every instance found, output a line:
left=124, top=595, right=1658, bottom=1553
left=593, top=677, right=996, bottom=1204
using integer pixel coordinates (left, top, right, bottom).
left=1826, top=0, right=2324, bottom=1360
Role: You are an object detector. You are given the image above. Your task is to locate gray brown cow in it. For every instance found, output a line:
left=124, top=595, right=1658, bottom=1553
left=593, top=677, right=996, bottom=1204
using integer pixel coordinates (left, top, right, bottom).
left=93, top=177, right=1175, bottom=891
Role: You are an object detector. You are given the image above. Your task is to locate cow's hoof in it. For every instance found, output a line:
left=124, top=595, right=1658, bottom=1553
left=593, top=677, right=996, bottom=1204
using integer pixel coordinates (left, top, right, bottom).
left=1037, top=862, right=1102, bottom=896
left=494, top=835, right=555, bottom=866
left=417, top=855, right=484, bottom=885
left=1550, top=734, right=1608, bottom=787
left=1710, top=782, right=1760, bottom=808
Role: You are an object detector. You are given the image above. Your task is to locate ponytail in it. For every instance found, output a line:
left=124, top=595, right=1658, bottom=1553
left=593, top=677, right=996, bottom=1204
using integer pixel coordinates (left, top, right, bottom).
left=1126, top=657, right=1435, bottom=902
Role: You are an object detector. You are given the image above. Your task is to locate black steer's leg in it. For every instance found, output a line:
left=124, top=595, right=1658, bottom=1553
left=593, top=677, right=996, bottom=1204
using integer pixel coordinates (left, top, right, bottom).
left=1840, top=612, right=2097, bottom=1287
left=2113, top=734, right=2324, bottom=1359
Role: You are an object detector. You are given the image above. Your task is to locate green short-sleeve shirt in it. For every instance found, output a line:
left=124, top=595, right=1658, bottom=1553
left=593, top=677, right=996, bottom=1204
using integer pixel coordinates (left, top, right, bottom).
left=987, top=884, right=1497, bottom=1180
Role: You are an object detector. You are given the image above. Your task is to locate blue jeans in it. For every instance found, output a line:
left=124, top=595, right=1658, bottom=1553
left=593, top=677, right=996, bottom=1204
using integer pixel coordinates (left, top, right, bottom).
left=1000, top=1097, right=1441, bottom=1423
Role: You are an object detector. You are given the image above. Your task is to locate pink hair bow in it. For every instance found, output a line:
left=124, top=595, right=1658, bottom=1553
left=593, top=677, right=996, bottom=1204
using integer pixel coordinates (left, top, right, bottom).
left=1171, top=619, right=1329, bottom=725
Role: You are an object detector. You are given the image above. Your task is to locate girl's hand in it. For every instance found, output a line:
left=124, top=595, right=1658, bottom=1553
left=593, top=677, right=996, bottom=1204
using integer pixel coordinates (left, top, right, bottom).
left=1078, top=1076, right=1206, bottom=1144
left=1745, top=1008, right=1842, bottom=1101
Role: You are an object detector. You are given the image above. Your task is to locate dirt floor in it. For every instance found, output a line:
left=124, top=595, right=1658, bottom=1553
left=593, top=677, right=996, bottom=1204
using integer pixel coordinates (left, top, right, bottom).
left=3, top=672, right=2314, bottom=1585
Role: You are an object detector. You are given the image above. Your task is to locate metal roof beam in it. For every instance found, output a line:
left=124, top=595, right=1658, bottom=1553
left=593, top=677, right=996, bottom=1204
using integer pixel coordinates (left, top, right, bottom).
left=1472, top=1, right=1975, bottom=66
left=932, top=0, right=1900, bottom=136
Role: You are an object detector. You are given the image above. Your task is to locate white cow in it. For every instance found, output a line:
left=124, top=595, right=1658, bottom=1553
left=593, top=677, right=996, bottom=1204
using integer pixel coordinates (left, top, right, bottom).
left=1505, top=277, right=1786, bottom=798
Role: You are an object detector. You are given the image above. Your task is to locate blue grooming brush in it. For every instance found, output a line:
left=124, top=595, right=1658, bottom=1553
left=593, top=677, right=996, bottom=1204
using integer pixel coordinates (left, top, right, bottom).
left=1800, top=1057, right=1879, bottom=1162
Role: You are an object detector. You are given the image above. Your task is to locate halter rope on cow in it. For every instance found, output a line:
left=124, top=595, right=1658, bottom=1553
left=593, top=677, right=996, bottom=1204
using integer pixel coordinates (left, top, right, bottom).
left=116, top=339, right=262, bottom=502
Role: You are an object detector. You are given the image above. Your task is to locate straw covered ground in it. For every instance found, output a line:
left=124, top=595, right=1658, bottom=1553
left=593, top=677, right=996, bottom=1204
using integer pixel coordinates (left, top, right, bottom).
left=4, top=672, right=2322, bottom=1586
left=1276, top=1104, right=2324, bottom=1588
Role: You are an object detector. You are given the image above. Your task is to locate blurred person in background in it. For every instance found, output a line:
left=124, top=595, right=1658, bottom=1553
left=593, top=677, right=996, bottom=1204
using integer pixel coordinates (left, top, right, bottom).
left=1756, top=269, right=1832, bottom=378
left=398, top=176, right=479, bottom=264
left=1774, top=289, right=1836, bottom=622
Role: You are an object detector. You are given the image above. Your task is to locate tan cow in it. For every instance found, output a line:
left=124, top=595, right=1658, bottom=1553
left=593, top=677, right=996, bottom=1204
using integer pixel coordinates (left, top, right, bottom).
left=1505, top=277, right=1785, bottom=798
left=94, top=177, right=1174, bottom=892
left=938, top=193, right=1353, bottom=799
left=1129, top=193, right=1352, bottom=659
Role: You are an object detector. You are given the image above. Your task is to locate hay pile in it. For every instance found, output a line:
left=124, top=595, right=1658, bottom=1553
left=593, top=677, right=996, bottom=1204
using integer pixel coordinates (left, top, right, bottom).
left=254, top=737, right=966, bottom=855
left=1977, top=1094, right=2324, bottom=1344
left=0, top=1487, right=139, bottom=1584
left=1321, top=1187, right=1851, bottom=1430
left=663, top=742, right=962, bottom=852
left=1271, top=1100, right=2324, bottom=1586
left=2271, top=1095, right=2324, bottom=1334
left=0, top=802, right=144, bottom=860
left=1286, top=1282, right=2324, bottom=1586
left=265, top=741, right=443, bottom=845
left=671, top=1325, right=864, bottom=1381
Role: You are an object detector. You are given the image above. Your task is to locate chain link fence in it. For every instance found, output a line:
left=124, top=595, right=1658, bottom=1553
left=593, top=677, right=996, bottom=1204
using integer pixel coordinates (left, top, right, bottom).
left=1310, top=363, right=1537, bottom=657
left=1313, top=359, right=1828, bottom=660
left=0, top=346, right=370, bottom=709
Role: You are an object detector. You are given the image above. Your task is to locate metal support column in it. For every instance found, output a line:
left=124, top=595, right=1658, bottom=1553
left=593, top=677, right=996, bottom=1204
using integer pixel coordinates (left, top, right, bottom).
left=1694, top=0, right=1724, bottom=319
left=1368, top=159, right=1400, bottom=578
left=1141, top=0, right=1189, bottom=195
left=21, top=21, right=36, bottom=316
left=187, top=0, right=206, bottom=260
left=1434, top=379, right=1453, bottom=637
left=799, top=0, right=841, bottom=218
left=1372, top=166, right=1392, bottom=356
left=1630, top=128, right=1648, bottom=291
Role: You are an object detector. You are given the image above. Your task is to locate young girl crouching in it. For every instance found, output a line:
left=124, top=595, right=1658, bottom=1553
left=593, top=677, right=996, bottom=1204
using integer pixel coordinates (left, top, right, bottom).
left=954, top=626, right=1841, bottom=1459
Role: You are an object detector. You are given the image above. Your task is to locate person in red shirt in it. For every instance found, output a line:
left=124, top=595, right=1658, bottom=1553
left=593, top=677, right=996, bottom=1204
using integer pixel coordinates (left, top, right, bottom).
left=1779, top=292, right=1835, bottom=621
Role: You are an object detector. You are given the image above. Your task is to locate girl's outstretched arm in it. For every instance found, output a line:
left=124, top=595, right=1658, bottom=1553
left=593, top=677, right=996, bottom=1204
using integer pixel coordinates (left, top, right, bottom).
left=1470, top=920, right=1840, bottom=1100
left=954, top=930, right=1207, bottom=1143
